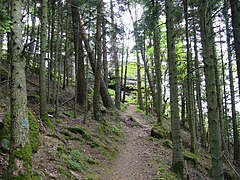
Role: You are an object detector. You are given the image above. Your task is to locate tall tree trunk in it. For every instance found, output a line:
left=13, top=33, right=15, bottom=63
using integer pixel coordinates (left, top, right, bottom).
left=110, top=0, right=121, bottom=109
left=122, top=33, right=129, bottom=103
left=229, top=0, right=240, bottom=96
left=193, top=17, right=205, bottom=147
left=39, top=0, right=48, bottom=121
left=154, top=27, right=163, bottom=125
left=165, top=0, right=183, bottom=177
left=8, top=0, right=32, bottom=178
left=136, top=51, right=144, bottom=110
left=102, top=17, right=108, bottom=86
left=199, top=0, right=224, bottom=178
left=184, top=0, right=195, bottom=153
left=224, top=0, right=240, bottom=164
left=93, top=0, right=103, bottom=121
left=69, top=0, right=86, bottom=107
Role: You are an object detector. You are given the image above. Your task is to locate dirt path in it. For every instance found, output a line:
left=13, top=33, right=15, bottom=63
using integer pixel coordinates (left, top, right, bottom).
left=101, top=104, right=160, bottom=180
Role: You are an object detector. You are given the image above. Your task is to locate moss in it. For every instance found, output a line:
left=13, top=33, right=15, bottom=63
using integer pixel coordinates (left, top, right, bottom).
left=150, top=124, right=169, bottom=139
left=68, top=126, right=91, bottom=140
left=163, top=139, right=173, bottom=149
left=41, top=112, right=54, bottom=129
left=159, top=172, right=179, bottom=180
left=7, top=145, right=32, bottom=179
left=63, top=111, right=75, bottom=118
left=172, top=161, right=184, bottom=178
left=0, top=111, right=40, bottom=152
left=56, top=165, right=71, bottom=179
left=183, top=151, right=199, bottom=164
left=28, top=111, right=40, bottom=152
left=158, top=163, right=171, bottom=173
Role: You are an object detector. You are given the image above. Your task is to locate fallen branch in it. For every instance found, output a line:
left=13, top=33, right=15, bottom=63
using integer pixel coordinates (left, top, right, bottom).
left=61, top=96, right=75, bottom=106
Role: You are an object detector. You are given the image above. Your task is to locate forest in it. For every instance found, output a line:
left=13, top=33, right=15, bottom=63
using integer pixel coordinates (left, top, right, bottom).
left=0, top=0, right=240, bottom=179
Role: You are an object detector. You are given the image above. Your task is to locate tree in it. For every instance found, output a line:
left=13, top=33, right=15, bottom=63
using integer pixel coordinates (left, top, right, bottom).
left=229, top=0, right=240, bottom=96
left=93, top=0, right=103, bottom=121
left=199, top=0, right=224, bottom=178
left=8, top=0, right=32, bottom=178
left=110, top=0, right=121, bottom=109
left=165, top=0, right=183, bottom=177
left=224, top=0, right=240, bottom=165
left=184, top=0, right=195, bottom=153
left=69, top=0, right=86, bottom=107
left=39, top=0, right=48, bottom=121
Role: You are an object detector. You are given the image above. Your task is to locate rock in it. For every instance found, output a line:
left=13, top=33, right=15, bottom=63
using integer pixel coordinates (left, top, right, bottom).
left=150, top=125, right=169, bottom=139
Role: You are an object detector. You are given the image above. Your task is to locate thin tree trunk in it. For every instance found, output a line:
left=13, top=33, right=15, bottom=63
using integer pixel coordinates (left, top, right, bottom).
left=111, top=0, right=121, bottom=109
left=193, top=17, right=205, bottom=147
left=224, top=0, right=240, bottom=164
left=39, top=0, right=48, bottom=121
left=229, top=0, right=240, bottom=97
left=136, top=51, right=144, bottom=110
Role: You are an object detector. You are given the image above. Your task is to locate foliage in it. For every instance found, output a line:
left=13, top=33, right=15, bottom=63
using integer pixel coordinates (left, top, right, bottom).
left=0, top=9, right=12, bottom=32
left=57, top=147, right=97, bottom=173
left=68, top=126, right=92, bottom=141
left=163, top=139, right=173, bottom=149
left=150, top=124, right=169, bottom=139
left=157, top=163, right=179, bottom=180
left=183, top=151, right=199, bottom=164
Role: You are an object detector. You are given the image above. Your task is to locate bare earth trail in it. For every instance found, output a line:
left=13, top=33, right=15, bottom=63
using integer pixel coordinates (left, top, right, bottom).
left=101, top=104, right=170, bottom=180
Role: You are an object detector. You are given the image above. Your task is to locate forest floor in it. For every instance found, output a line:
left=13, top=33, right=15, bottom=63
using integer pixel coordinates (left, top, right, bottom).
left=0, top=66, right=237, bottom=179
left=100, top=104, right=169, bottom=180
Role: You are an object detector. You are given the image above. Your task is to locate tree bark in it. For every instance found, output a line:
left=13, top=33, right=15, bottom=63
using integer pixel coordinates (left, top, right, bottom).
left=8, top=0, right=32, bottom=178
left=69, top=0, right=86, bottom=107
left=199, top=0, right=224, bottom=178
left=110, top=0, right=121, bottom=109
left=165, top=0, right=183, bottom=177
left=224, top=0, right=240, bottom=164
left=39, top=0, right=48, bottom=121
left=229, top=0, right=240, bottom=97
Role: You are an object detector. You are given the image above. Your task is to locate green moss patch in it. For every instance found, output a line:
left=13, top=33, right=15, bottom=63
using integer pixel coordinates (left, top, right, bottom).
left=8, top=145, right=32, bottom=180
left=163, top=139, right=173, bottom=149
left=157, top=163, right=179, bottom=180
left=68, top=126, right=91, bottom=140
left=0, top=111, right=40, bottom=152
left=57, top=147, right=98, bottom=173
left=150, top=124, right=169, bottom=139
left=63, top=111, right=75, bottom=118
left=183, top=151, right=199, bottom=165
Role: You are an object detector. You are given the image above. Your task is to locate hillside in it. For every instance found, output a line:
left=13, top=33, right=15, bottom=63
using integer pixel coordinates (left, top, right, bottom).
left=1, top=68, right=236, bottom=180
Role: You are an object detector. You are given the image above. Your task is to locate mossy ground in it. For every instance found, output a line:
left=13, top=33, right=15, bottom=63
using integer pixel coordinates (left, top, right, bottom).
left=0, top=111, right=40, bottom=152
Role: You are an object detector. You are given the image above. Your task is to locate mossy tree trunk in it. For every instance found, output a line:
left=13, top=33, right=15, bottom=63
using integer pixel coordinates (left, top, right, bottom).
left=8, top=0, right=32, bottom=178
left=165, top=0, right=183, bottom=177
left=199, top=0, right=224, bottom=178
left=39, top=0, right=48, bottom=121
